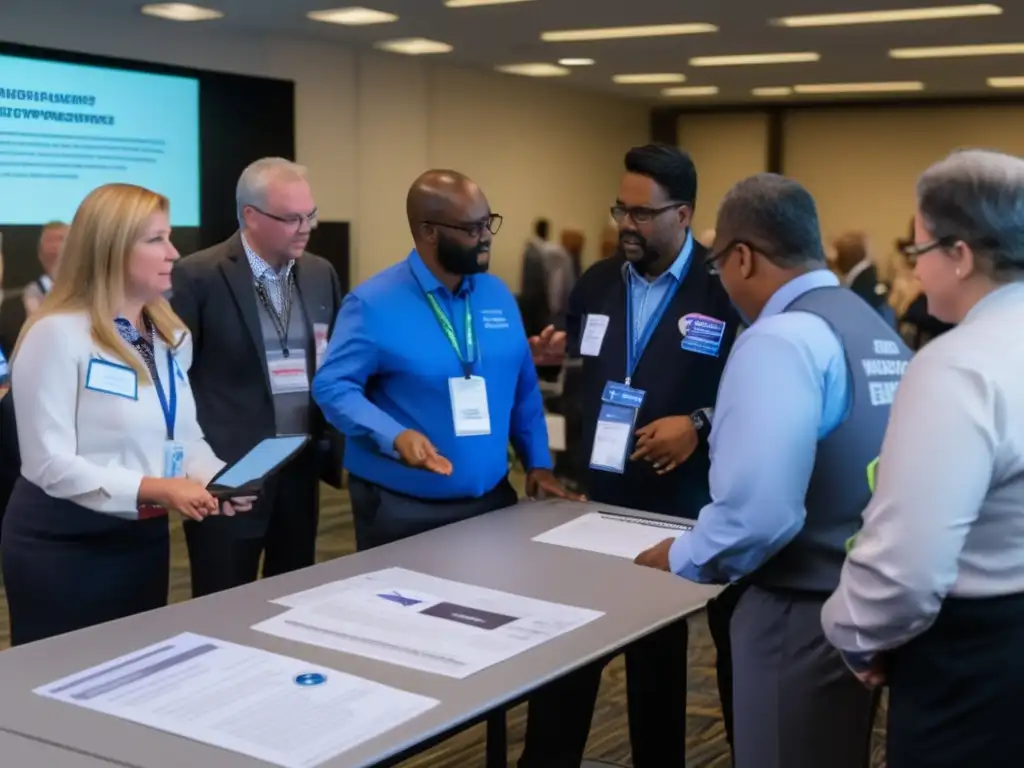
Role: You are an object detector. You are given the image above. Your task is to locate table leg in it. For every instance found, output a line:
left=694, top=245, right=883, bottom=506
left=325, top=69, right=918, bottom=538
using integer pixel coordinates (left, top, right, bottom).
left=485, top=708, right=507, bottom=768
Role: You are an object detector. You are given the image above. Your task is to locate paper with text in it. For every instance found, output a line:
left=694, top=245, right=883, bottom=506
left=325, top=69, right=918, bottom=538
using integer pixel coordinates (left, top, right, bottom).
left=533, top=511, right=693, bottom=559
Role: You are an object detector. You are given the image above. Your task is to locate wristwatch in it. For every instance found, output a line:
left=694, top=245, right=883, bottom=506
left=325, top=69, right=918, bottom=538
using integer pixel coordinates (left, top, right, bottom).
left=689, top=407, right=712, bottom=444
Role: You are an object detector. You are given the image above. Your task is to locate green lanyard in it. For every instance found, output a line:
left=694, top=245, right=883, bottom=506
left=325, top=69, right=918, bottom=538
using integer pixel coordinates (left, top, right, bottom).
left=425, top=292, right=476, bottom=378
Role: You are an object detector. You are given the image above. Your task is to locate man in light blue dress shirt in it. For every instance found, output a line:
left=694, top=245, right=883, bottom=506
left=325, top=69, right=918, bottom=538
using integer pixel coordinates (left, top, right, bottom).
left=636, top=173, right=905, bottom=768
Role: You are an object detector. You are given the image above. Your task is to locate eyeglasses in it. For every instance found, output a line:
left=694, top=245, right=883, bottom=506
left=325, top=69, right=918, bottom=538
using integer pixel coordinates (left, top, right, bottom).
left=704, top=239, right=771, bottom=275
left=249, top=205, right=319, bottom=234
left=610, top=202, right=687, bottom=225
left=424, top=213, right=503, bottom=239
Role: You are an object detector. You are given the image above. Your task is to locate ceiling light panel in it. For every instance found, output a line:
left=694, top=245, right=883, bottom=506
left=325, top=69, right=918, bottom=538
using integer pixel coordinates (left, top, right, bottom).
left=446, top=0, right=535, bottom=6
left=774, top=4, right=1002, bottom=27
left=690, top=52, right=821, bottom=67
left=541, top=23, right=717, bottom=43
left=374, top=38, right=453, bottom=55
left=613, top=73, right=686, bottom=84
left=661, top=86, right=720, bottom=97
left=793, top=81, right=925, bottom=94
left=891, top=43, right=1024, bottom=58
left=559, top=58, right=595, bottom=66
left=988, top=76, right=1024, bottom=87
left=140, top=3, right=223, bottom=21
left=307, top=7, right=398, bottom=25
left=752, top=86, right=793, bottom=96
left=497, top=63, right=571, bottom=77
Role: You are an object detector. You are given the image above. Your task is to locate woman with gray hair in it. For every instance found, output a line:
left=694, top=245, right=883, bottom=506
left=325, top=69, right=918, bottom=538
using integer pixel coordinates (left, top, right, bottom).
left=822, top=148, right=1024, bottom=767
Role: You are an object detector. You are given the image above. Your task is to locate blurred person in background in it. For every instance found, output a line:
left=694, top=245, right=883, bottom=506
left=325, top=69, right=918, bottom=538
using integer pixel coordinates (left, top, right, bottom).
left=22, top=220, right=68, bottom=315
left=824, top=148, right=1024, bottom=768
left=832, top=231, right=895, bottom=325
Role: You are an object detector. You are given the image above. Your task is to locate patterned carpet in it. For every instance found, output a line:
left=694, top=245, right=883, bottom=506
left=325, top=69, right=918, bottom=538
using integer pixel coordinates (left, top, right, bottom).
left=0, top=482, right=889, bottom=767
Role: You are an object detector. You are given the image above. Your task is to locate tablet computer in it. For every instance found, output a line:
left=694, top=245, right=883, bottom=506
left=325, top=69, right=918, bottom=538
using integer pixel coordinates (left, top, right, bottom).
left=207, top=434, right=311, bottom=499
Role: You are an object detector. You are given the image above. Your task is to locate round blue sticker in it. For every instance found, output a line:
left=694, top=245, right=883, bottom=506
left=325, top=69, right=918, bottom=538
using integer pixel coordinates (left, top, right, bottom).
left=294, top=672, right=327, bottom=687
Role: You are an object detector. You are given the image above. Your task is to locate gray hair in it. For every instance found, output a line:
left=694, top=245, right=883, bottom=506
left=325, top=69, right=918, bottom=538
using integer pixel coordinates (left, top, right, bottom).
left=716, top=173, right=826, bottom=268
left=235, top=157, right=309, bottom=228
left=917, top=148, right=1024, bottom=280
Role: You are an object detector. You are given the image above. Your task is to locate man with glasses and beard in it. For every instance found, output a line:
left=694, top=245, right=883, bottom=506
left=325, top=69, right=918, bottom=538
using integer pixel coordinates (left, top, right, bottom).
left=523, top=144, right=741, bottom=768
left=171, top=157, right=345, bottom=597
left=313, top=169, right=578, bottom=554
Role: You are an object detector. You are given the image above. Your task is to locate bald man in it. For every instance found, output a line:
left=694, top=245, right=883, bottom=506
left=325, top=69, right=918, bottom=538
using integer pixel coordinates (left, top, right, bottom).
left=313, top=170, right=577, bottom=551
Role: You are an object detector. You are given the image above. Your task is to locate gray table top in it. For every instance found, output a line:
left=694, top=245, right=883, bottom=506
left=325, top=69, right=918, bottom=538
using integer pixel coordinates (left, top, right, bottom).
left=0, top=499, right=720, bottom=768
left=0, top=729, right=122, bottom=766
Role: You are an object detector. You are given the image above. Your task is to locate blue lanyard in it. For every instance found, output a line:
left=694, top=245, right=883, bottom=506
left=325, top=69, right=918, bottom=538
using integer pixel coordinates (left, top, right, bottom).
left=625, top=277, right=682, bottom=385
left=154, top=349, right=177, bottom=440
left=425, top=291, right=476, bottom=378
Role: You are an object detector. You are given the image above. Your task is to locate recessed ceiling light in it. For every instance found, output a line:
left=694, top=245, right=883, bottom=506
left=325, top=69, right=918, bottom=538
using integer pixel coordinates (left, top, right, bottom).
left=559, top=58, right=595, bottom=66
left=690, top=52, right=821, bottom=67
left=988, top=76, right=1024, bottom=87
left=307, top=7, right=398, bottom=25
left=374, top=38, right=453, bottom=55
left=541, top=23, right=717, bottom=43
left=752, top=86, right=793, bottom=96
left=890, top=43, right=1024, bottom=58
left=446, top=0, right=535, bottom=5
left=793, top=81, right=925, bottom=94
left=140, top=3, right=223, bottom=21
left=613, top=73, right=686, bottom=84
left=661, top=86, right=720, bottom=97
left=773, top=4, right=1002, bottom=27
left=497, top=63, right=571, bottom=77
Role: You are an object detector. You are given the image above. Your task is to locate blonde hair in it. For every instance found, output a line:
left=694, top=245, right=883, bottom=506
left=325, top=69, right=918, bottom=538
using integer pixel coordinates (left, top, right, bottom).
left=14, top=183, right=186, bottom=383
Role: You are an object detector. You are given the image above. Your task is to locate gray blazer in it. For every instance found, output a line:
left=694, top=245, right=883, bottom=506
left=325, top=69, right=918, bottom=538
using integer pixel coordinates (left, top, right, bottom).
left=170, top=232, right=345, bottom=500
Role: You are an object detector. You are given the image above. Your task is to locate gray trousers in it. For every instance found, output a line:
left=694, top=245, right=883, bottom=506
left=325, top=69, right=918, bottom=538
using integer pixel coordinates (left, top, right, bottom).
left=731, top=586, right=876, bottom=768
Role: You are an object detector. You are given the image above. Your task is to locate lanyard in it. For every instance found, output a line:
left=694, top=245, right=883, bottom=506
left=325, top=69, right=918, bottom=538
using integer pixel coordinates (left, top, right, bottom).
left=255, top=276, right=294, bottom=357
left=425, top=291, right=475, bottom=378
left=624, top=277, right=681, bottom=386
left=154, top=348, right=177, bottom=440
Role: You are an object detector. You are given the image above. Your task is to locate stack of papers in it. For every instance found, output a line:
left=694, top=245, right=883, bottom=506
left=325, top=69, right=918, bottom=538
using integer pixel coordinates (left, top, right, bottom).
left=254, top=568, right=604, bottom=679
left=36, top=632, right=438, bottom=768
left=532, top=511, right=693, bottom=559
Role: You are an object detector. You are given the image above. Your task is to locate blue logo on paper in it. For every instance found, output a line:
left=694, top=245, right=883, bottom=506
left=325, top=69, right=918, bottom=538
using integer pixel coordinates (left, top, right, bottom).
left=680, top=313, right=726, bottom=357
left=378, top=591, right=422, bottom=607
left=294, top=673, right=327, bottom=687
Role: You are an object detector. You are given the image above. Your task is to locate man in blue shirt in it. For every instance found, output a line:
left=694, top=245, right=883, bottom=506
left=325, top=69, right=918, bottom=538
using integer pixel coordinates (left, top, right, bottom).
left=636, top=173, right=898, bottom=768
left=312, top=169, right=576, bottom=551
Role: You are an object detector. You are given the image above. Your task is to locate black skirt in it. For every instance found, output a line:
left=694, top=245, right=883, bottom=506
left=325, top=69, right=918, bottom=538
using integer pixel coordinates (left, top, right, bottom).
left=1, top=478, right=169, bottom=646
left=886, top=591, right=1024, bottom=768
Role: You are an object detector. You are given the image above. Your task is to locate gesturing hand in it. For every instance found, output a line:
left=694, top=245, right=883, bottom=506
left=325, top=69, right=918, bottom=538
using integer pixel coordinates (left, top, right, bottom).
left=528, top=324, right=566, bottom=363
left=394, top=430, right=453, bottom=475
left=630, top=416, right=699, bottom=475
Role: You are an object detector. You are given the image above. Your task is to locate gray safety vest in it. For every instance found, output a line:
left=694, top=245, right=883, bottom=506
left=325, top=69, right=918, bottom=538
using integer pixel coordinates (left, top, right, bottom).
left=752, top=286, right=912, bottom=594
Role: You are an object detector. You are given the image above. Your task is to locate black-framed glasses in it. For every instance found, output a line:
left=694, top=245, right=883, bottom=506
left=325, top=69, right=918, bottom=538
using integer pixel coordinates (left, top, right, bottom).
left=424, top=213, right=503, bottom=239
left=705, top=239, right=744, bottom=274
left=610, top=202, right=687, bottom=225
left=249, top=205, right=319, bottom=233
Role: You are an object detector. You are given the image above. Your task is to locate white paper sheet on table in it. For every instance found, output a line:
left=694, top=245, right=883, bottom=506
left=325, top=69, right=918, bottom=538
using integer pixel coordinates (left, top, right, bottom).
left=256, top=568, right=604, bottom=679
left=532, top=511, right=693, bottom=559
left=35, top=632, right=438, bottom=768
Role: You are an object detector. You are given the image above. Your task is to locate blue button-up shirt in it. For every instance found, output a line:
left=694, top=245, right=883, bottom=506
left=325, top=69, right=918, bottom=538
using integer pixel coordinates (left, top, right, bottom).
left=625, top=233, right=693, bottom=343
left=669, top=269, right=850, bottom=582
left=312, top=250, right=552, bottom=499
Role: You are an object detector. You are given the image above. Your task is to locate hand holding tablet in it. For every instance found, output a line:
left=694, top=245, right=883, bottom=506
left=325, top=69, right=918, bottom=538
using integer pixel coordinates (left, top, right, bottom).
left=207, top=435, right=311, bottom=500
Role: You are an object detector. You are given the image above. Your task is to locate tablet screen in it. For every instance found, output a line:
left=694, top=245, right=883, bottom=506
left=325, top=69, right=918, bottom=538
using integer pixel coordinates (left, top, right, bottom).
left=213, top=436, right=308, bottom=488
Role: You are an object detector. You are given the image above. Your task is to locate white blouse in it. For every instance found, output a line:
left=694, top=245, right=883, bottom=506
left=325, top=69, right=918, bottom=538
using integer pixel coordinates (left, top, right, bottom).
left=11, top=311, right=225, bottom=516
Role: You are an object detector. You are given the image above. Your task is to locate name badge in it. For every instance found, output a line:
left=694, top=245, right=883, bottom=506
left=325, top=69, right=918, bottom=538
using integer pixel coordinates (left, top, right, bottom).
left=163, top=441, right=184, bottom=478
left=85, top=359, right=139, bottom=400
left=589, top=382, right=645, bottom=474
left=449, top=375, right=491, bottom=437
left=313, top=322, right=329, bottom=371
left=679, top=313, right=726, bottom=357
left=267, top=349, right=310, bottom=395
left=580, top=314, right=610, bottom=357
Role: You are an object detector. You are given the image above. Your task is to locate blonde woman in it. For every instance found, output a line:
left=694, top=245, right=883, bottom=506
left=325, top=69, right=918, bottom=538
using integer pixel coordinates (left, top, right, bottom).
left=3, top=183, right=251, bottom=646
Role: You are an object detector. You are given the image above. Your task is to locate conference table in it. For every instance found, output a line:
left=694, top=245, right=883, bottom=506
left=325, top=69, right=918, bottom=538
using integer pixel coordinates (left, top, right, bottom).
left=0, top=729, right=122, bottom=766
left=0, top=499, right=720, bottom=767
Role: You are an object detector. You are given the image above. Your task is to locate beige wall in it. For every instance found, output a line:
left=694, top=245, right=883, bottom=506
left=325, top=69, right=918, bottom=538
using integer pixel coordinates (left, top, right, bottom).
left=677, top=113, right=770, bottom=235
left=4, top=7, right=649, bottom=286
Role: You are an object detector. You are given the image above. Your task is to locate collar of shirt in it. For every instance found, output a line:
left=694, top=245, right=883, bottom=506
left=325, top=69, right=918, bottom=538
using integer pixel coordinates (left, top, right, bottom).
left=408, top=248, right=474, bottom=299
left=621, top=230, right=694, bottom=288
left=758, top=269, right=840, bottom=323
left=842, top=258, right=871, bottom=287
left=241, top=232, right=294, bottom=284
left=962, top=282, right=1024, bottom=325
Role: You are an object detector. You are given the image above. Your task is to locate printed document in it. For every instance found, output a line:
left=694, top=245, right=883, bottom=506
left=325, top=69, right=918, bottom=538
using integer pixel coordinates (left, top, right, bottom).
left=256, top=568, right=604, bottom=679
left=533, top=511, right=693, bottom=559
left=35, top=632, right=438, bottom=768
